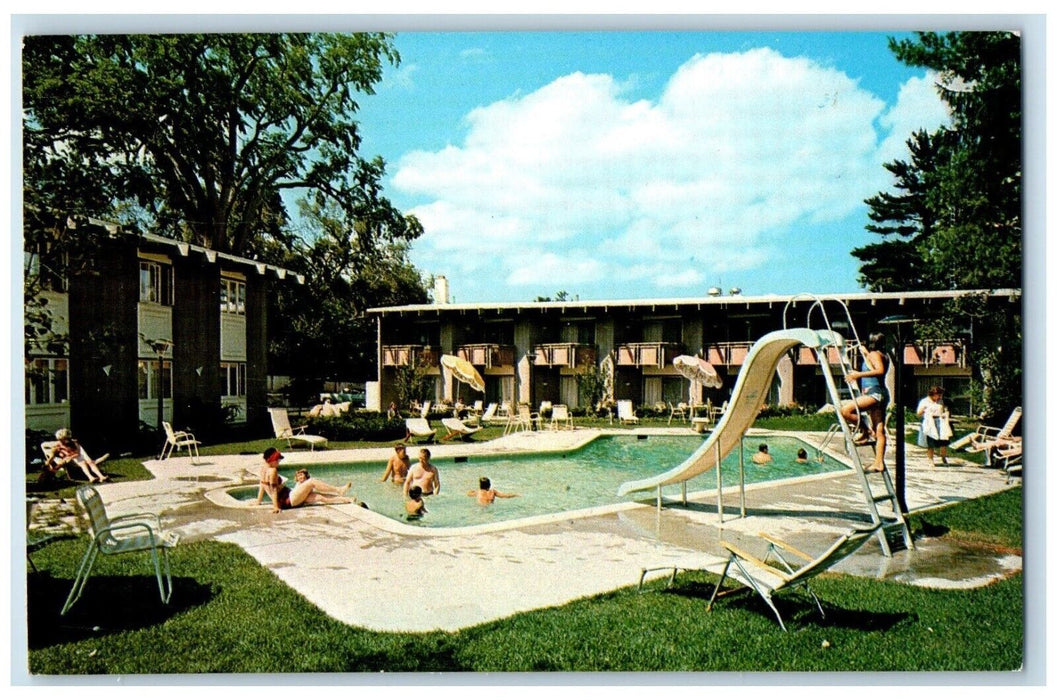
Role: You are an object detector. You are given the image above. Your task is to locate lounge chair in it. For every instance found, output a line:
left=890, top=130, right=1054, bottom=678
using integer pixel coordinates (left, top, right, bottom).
left=61, top=484, right=181, bottom=615
left=550, top=404, right=574, bottom=430
left=405, top=418, right=436, bottom=443
left=960, top=407, right=1022, bottom=462
left=994, top=440, right=1022, bottom=482
left=667, top=401, right=688, bottom=425
left=479, top=403, right=500, bottom=425
left=704, top=526, right=880, bottom=631
left=441, top=417, right=481, bottom=441
left=160, top=421, right=201, bottom=463
left=617, top=400, right=640, bottom=425
left=419, top=401, right=432, bottom=419
left=268, top=407, right=328, bottom=451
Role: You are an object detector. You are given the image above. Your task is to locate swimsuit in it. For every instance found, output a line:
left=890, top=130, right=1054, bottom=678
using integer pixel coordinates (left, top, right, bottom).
left=858, top=358, right=885, bottom=403
left=277, top=486, right=292, bottom=510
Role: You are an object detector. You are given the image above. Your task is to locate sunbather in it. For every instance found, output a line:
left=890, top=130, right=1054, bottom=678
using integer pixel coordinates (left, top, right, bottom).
left=44, top=428, right=108, bottom=482
left=257, top=448, right=352, bottom=513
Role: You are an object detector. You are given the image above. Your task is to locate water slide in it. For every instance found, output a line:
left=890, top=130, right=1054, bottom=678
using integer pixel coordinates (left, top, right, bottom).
left=617, top=327, right=842, bottom=497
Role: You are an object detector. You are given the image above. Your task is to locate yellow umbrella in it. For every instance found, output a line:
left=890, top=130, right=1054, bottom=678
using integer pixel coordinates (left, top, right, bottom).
left=440, top=354, right=485, bottom=393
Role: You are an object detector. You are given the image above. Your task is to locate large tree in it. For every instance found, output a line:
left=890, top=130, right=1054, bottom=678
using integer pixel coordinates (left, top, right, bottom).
left=854, top=31, right=1021, bottom=291
left=23, top=33, right=418, bottom=256
left=855, top=31, right=1022, bottom=418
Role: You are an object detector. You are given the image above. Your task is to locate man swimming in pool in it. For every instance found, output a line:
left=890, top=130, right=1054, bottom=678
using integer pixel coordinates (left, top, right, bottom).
left=752, top=443, right=773, bottom=465
left=466, top=476, right=518, bottom=505
left=381, top=443, right=411, bottom=483
left=257, top=448, right=353, bottom=514
left=404, top=448, right=441, bottom=496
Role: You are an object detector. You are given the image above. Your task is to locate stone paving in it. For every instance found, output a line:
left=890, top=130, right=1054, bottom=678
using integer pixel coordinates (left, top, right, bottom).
left=27, top=427, right=1022, bottom=633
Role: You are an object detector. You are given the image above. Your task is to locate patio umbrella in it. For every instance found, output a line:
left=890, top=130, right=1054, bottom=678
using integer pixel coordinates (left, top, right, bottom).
left=440, top=354, right=485, bottom=393
left=672, top=355, right=723, bottom=402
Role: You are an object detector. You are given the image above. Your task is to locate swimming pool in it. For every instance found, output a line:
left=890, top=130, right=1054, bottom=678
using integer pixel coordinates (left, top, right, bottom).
left=227, top=434, right=846, bottom=528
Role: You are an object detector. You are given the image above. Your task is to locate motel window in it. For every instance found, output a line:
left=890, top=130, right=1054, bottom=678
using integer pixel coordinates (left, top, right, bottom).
left=139, top=260, right=174, bottom=305
left=137, top=359, right=173, bottom=400
left=25, top=358, right=69, bottom=405
left=221, top=362, right=247, bottom=397
left=24, top=245, right=68, bottom=292
left=220, top=277, right=246, bottom=315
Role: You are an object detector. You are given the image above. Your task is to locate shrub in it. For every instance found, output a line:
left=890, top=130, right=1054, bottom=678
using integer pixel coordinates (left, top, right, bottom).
left=306, top=412, right=405, bottom=442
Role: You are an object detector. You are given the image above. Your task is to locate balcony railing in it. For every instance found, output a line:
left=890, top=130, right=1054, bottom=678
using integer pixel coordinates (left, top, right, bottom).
left=456, top=343, right=516, bottom=368
left=704, top=342, right=754, bottom=366
left=533, top=343, right=597, bottom=368
left=904, top=340, right=967, bottom=368
left=381, top=345, right=439, bottom=368
left=616, top=342, right=682, bottom=368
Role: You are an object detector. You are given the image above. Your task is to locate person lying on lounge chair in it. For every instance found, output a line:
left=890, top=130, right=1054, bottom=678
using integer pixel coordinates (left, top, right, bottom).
left=44, top=428, right=109, bottom=482
left=466, top=476, right=518, bottom=505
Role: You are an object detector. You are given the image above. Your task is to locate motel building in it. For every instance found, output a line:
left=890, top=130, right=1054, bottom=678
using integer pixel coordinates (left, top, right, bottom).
left=368, top=278, right=1020, bottom=417
left=24, top=216, right=301, bottom=451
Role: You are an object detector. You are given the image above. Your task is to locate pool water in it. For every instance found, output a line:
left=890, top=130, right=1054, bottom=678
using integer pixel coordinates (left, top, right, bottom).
left=230, top=435, right=844, bottom=528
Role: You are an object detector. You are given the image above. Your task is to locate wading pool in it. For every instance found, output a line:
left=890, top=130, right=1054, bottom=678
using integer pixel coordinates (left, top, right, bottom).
left=228, top=434, right=847, bottom=528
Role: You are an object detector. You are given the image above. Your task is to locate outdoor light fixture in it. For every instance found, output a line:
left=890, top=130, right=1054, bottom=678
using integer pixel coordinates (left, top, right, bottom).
left=878, top=314, right=918, bottom=515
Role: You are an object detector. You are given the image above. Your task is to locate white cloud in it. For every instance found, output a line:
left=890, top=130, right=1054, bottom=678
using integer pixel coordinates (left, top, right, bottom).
left=877, top=71, right=953, bottom=165
left=394, top=48, right=950, bottom=301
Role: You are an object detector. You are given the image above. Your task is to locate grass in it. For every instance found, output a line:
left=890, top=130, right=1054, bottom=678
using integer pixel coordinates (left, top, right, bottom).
left=25, top=486, right=1023, bottom=675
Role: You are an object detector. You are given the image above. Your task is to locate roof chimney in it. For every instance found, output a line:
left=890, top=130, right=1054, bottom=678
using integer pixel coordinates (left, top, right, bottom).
left=433, top=275, right=450, bottom=304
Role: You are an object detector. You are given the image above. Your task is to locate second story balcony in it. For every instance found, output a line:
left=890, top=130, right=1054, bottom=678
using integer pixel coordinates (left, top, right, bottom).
left=903, top=339, right=967, bottom=368
left=617, top=342, right=681, bottom=368
left=381, top=344, right=439, bottom=368
left=456, top=343, right=516, bottom=368
left=533, top=343, right=597, bottom=368
left=705, top=342, right=754, bottom=366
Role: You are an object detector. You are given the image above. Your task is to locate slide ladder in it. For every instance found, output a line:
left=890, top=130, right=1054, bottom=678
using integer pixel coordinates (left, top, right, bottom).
left=796, top=297, right=913, bottom=556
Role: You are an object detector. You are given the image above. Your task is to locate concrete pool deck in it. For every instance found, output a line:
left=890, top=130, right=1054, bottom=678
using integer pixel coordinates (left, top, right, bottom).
left=31, top=427, right=1022, bottom=633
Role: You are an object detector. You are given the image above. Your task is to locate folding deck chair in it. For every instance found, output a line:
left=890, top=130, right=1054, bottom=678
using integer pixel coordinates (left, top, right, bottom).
left=268, top=407, right=328, bottom=451
left=405, top=418, right=437, bottom=443
left=705, top=525, right=880, bottom=631
left=441, top=417, right=481, bottom=441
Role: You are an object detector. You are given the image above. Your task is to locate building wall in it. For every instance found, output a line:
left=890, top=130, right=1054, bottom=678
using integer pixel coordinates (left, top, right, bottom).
left=67, top=240, right=140, bottom=451
left=173, top=255, right=222, bottom=432
left=372, top=292, right=1011, bottom=414
left=245, top=270, right=270, bottom=434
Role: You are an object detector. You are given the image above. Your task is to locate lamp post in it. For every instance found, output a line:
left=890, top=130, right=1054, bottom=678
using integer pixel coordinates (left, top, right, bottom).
left=142, top=336, right=174, bottom=434
left=878, top=315, right=917, bottom=514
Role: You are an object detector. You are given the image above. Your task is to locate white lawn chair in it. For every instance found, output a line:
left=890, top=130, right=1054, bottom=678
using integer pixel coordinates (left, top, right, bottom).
left=405, top=418, right=437, bottom=443
left=667, top=401, right=688, bottom=425
left=61, top=485, right=181, bottom=615
left=160, top=422, right=202, bottom=463
left=479, top=403, right=500, bottom=425
left=268, top=408, right=328, bottom=451
left=550, top=404, right=574, bottom=430
left=617, top=400, right=640, bottom=425
left=419, top=401, right=432, bottom=419
left=441, top=417, right=482, bottom=441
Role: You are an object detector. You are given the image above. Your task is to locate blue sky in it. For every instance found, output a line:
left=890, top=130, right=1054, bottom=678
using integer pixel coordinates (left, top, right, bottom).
left=345, top=31, right=951, bottom=304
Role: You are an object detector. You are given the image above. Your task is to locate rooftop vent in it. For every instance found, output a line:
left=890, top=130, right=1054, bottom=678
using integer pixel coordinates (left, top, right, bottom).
left=707, top=286, right=722, bottom=297
left=729, top=287, right=742, bottom=296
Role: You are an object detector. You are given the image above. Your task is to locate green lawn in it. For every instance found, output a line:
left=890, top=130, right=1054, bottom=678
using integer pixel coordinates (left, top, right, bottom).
left=24, top=485, right=1022, bottom=674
